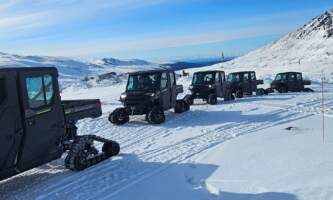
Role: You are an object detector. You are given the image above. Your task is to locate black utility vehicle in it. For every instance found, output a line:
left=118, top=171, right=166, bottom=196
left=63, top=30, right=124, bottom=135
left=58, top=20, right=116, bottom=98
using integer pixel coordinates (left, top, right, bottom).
left=0, top=67, right=120, bottom=181
left=270, top=72, right=312, bottom=93
left=226, top=71, right=265, bottom=98
left=109, top=69, right=190, bottom=125
left=187, top=70, right=234, bottom=105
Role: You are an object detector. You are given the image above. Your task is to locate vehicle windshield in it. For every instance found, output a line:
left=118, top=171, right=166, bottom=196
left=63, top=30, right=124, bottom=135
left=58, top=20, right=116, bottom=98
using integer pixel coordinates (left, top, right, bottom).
left=192, top=72, right=215, bottom=85
left=127, top=73, right=159, bottom=91
left=275, top=74, right=287, bottom=81
left=227, top=73, right=240, bottom=82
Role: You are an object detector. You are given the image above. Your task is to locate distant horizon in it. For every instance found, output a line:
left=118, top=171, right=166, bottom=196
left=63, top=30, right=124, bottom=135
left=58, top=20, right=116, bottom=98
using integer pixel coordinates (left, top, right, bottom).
left=0, top=1, right=332, bottom=62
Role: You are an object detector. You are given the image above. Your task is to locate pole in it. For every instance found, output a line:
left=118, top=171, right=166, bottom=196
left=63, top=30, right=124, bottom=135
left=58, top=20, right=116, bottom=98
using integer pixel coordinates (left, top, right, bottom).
left=321, top=71, right=325, bottom=143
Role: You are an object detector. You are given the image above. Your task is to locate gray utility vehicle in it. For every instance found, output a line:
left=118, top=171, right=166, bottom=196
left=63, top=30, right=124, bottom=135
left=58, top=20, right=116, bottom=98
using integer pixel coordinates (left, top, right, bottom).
left=0, top=67, right=120, bottom=181
left=187, top=70, right=234, bottom=105
left=109, top=69, right=190, bottom=125
left=270, top=72, right=313, bottom=93
left=226, top=71, right=266, bottom=98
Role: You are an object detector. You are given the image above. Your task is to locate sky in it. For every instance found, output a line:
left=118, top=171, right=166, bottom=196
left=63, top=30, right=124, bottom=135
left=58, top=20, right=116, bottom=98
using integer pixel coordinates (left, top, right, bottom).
left=0, top=0, right=332, bottom=62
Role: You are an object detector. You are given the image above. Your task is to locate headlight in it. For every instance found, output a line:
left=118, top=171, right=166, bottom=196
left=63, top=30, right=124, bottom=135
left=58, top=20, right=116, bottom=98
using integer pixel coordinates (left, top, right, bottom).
left=120, top=94, right=127, bottom=100
left=208, top=85, right=213, bottom=88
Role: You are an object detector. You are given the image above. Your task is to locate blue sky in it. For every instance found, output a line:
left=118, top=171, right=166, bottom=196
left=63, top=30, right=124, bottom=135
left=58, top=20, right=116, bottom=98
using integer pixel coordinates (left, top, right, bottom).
left=0, top=0, right=331, bottom=62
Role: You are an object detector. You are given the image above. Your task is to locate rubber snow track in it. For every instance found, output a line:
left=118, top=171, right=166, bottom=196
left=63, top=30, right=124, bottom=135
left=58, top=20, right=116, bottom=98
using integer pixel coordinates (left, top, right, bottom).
left=0, top=86, right=331, bottom=200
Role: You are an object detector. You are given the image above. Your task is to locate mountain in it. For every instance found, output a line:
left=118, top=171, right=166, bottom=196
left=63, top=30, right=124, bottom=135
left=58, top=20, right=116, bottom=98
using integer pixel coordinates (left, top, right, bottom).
left=94, top=57, right=151, bottom=66
left=220, top=8, right=333, bottom=82
left=0, top=52, right=159, bottom=88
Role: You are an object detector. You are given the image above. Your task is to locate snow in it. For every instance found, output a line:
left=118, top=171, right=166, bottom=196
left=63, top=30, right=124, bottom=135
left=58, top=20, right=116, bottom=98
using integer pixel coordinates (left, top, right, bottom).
left=1, top=7, right=333, bottom=200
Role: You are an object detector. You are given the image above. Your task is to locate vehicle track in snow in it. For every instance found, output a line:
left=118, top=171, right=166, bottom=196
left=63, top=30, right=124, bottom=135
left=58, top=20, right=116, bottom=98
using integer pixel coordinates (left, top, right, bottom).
left=1, top=90, right=328, bottom=200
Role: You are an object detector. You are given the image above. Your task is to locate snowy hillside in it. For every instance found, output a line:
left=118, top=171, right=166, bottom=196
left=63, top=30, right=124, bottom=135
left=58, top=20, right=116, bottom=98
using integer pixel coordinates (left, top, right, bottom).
left=0, top=52, right=159, bottom=88
left=208, top=8, right=333, bottom=83
left=94, top=57, right=152, bottom=66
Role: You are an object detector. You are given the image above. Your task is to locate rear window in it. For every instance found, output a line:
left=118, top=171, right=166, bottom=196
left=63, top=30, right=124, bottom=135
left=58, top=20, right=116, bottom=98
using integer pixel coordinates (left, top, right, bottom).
left=0, top=78, right=5, bottom=105
left=25, top=74, right=54, bottom=109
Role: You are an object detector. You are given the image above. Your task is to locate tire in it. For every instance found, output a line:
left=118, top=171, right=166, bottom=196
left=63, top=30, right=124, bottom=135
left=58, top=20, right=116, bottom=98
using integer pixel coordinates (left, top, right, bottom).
left=303, top=88, right=314, bottom=92
left=278, top=86, right=287, bottom=93
left=109, top=108, right=129, bottom=125
left=175, top=100, right=187, bottom=113
left=147, top=106, right=165, bottom=124
left=207, top=94, right=217, bottom=105
left=102, top=141, right=120, bottom=157
left=256, top=88, right=265, bottom=96
left=235, top=90, right=243, bottom=98
left=184, top=95, right=194, bottom=105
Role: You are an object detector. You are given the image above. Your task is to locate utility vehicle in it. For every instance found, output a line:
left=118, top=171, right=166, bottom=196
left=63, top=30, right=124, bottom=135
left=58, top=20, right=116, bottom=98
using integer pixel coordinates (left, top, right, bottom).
left=187, top=70, right=234, bottom=105
left=109, top=69, right=190, bottom=125
left=226, top=71, right=266, bottom=98
left=270, top=72, right=313, bottom=93
left=0, top=67, right=120, bottom=181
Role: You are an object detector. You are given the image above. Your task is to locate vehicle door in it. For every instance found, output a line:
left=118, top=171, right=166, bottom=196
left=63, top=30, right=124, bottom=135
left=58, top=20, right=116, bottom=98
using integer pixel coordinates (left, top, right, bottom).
left=169, top=72, right=177, bottom=108
left=288, top=73, right=297, bottom=92
left=160, top=72, right=171, bottom=110
left=296, top=73, right=304, bottom=91
left=215, top=72, right=223, bottom=97
left=242, top=72, right=252, bottom=94
left=250, top=72, right=258, bottom=93
left=0, top=71, right=23, bottom=174
left=17, top=69, right=66, bottom=171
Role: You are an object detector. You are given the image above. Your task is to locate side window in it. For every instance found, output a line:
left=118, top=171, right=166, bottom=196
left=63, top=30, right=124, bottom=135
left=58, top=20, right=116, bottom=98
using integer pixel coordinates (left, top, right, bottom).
left=170, top=72, right=175, bottom=86
left=251, top=72, right=255, bottom=80
left=215, top=73, right=220, bottom=83
left=160, top=72, right=168, bottom=89
left=296, top=73, right=302, bottom=80
left=289, top=73, right=296, bottom=80
left=243, top=73, right=249, bottom=81
left=44, top=75, right=54, bottom=104
left=0, top=78, right=5, bottom=105
left=25, top=74, right=54, bottom=109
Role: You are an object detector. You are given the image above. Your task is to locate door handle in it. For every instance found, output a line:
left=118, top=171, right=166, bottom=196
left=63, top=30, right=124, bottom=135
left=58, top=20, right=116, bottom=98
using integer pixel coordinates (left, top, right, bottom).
left=26, top=119, right=36, bottom=126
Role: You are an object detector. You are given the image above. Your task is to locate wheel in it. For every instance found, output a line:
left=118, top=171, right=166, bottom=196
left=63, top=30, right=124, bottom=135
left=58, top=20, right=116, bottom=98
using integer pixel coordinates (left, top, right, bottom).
left=147, top=106, right=165, bottom=124
left=235, top=90, right=243, bottom=98
left=207, top=94, right=217, bottom=105
left=184, top=95, right=194, bottom=105
left=256, top=88, right=265, bottom=96
left=175, top=100, right=187, bottom=113
left=109, top=108, right=129, bottom=125
left=102, top=141, right=120, bottom=157
left=224, top=92, right=235, bottom=101
left=278, top=86, right=287, bottom=93
left=303, top=88, right=314, bottom=92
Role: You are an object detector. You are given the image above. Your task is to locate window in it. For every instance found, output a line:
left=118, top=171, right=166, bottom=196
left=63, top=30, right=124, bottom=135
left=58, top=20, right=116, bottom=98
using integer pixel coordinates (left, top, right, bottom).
left=227, top=74, right=240, bottom=82
left=160, top=72, right=168, bottom=89
left=170, top=72, right=175, bottom=86
left=0, top=78, right=5, bottom=105
left=192, top=72, right=214, bottom=85
left=289, top=73, right=296, bottom=80
left=296, top=73, right=302, bottom=80
left=275, top=74, right=287, bottom=81
left=215, top=73, right=220, bottom=83
left=251, top=72, right=255, bottom=80
left=25, top=74, right=54, bottom=109
left=127, top=73, right=158, bottom=91
left=243, top=73, right=249, bottom=81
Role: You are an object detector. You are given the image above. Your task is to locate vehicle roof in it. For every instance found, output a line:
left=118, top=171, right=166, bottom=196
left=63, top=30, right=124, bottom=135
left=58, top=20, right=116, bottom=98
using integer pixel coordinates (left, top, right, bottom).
left=194, top=70, right=225, bottom=73
left=0, top=67, right=58, bottom=73
left=276, top=71, right=302, bottom=74
left=128, top=69, right=174, bottom=75
left=228, top=71, right=255, bottom=75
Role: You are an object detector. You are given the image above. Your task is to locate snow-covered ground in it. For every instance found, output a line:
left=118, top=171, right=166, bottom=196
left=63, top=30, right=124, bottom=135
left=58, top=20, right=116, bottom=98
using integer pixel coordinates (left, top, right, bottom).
left=0, top=79, right=332, bottom=200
